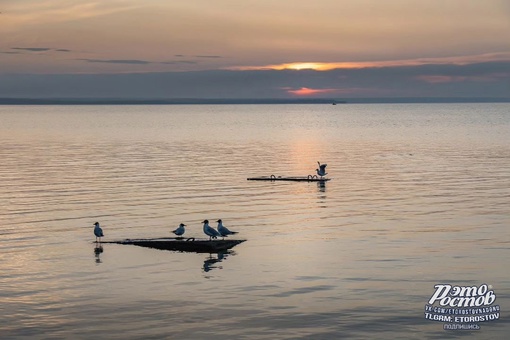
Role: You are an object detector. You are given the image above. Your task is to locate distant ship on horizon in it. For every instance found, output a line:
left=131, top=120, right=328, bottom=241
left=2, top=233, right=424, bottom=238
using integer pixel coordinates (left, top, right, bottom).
left=332, top=100, right=347, bottom=105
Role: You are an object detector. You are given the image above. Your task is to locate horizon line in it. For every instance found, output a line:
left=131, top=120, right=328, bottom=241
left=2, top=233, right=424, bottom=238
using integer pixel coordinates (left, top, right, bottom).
left=1, top=97, right=509, bottom=105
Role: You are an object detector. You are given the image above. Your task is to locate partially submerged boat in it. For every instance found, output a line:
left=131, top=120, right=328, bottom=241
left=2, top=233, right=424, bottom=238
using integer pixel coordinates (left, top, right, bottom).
left=247, top=175, right=330, bottom=182
left=104, top=237, right=245, bottom=253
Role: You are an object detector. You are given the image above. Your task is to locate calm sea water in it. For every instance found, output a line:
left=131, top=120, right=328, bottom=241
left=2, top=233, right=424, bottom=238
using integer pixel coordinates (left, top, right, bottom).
left=0, top=104, right=509, bottom=339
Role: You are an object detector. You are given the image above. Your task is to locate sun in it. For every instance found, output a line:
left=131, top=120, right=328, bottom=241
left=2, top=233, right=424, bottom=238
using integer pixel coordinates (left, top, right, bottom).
left=227, top=61, right=360, bottom=71
left=231, top=62, right=355, bottom=71
left=285, top=62, right=323, bottom=70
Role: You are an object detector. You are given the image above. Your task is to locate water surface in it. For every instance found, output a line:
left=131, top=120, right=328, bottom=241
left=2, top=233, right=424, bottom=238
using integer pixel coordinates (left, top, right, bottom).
left=1, top=104, right=509, bottom=339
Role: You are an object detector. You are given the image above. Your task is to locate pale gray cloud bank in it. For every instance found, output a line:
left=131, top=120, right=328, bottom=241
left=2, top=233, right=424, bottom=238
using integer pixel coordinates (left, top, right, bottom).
left=0, top=61, right=508, bottom=100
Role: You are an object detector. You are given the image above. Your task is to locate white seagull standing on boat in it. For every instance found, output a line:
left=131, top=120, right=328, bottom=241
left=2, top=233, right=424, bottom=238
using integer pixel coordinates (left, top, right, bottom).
left=316, top=161, right=328, bottom=179
left=216, top=219, right=238, bottom=239
left=93, top=222, right=104, bottom=242
left=172, top=223, right=186, bottom=237
left=202, top=219, right=220, bottom=240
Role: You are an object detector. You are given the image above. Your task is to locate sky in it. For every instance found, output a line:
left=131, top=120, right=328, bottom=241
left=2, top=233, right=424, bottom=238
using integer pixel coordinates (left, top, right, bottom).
left=0, top=0, right=509, bottom=99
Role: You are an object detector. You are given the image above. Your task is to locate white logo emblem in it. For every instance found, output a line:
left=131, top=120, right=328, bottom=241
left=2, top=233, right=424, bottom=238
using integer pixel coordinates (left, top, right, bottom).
left=425, top=284, right=500, bottom=330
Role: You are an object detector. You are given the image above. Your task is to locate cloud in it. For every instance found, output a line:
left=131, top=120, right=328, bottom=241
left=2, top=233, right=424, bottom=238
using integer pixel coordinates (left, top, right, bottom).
left=99, top=54, right=223, bottom=66
left=174, top=54, right=222, bottom=59
left=11, top=47, right=52, bottom=52
left=229, top=52, right=510, bottom=71
left=416, top=73, right=510, bottom=84
left=3, top=1, right=143, bottom=30
left=282, top=86, right=385, bottom=97
left=284, top=87, right=358, bottom=96
left=9, top=47, right=73, bottom=53
left=195, top=55, right=222, bottom=59
left=161, top=60, right=198, bottom=65
left=78, top=59, right=152, bottom=65
left=0, top=60, right=508, bottom=99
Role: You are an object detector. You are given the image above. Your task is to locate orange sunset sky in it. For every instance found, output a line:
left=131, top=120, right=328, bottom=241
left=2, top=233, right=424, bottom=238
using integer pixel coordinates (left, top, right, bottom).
left=0, top=0, right=509, bottom=99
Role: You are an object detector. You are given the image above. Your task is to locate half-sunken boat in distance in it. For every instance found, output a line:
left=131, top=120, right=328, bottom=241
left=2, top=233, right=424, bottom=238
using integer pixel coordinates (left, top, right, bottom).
left=247, top=175, right=330, bottom=182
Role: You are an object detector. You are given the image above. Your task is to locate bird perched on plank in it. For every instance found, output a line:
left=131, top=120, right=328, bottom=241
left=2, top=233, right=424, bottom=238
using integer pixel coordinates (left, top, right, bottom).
left=216, top=219, right=238, bottom=239
left=93, top=222, right=104, bottom=242
left=316, top=161, right=328, bottom=179
left=172, top=223, right=186, bottom=237
left=203, top=219, right=220, bottom=240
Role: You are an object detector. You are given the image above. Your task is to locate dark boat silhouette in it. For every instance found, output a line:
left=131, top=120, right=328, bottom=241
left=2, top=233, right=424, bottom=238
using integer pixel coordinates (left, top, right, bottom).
left=104, top=237, right=245, bottom=253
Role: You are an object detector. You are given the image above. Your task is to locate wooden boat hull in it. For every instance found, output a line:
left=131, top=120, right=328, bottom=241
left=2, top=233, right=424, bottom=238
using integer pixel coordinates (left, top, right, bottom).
left=105, top=237, right=245, bottom=253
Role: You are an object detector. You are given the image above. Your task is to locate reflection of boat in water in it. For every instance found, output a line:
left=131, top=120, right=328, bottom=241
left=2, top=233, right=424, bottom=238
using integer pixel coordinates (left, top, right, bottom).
left=106, top=237, right=245, bottom=253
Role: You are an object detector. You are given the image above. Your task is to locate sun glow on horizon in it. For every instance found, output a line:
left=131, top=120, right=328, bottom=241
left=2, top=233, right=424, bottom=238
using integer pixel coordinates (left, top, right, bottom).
left=232, top=61, right=365, bottom=71
left=285, top=63, right=325, bottom=70
left=286, top=87, right=338, bottom=95
left=227, top=52, right=510, bottom=71
left=284, top=87, right=369, bottom=96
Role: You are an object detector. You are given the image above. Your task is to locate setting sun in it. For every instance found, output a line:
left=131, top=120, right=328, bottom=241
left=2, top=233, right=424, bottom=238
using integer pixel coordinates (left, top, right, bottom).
left=231, top=62, right=358, bottom=71
left=227, top=52, right=510, bottom=72
left=285, top=63, right=322, bottom=70
left=285, top=87, right=345, bottom=96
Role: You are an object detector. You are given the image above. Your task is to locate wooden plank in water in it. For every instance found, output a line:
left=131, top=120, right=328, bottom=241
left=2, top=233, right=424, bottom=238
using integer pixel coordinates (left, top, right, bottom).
left=105, top=237, right=245, bottom=253
left=247, top=176, right=330, bottom=182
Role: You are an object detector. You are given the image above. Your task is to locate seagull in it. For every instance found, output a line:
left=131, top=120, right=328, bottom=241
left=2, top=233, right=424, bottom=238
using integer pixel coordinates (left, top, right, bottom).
left=93, top=222, right=104, bottom=242
left=202, top=219, right=220, bottom=240
left=216, top=219, right=238, bottom=239
left=172, top=223, right=186, bottom=237
left=316, top=161, right=328, bottom=179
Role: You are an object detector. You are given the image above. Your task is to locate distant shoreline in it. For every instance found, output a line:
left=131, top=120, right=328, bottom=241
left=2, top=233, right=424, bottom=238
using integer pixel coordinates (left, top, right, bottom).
left=0, top=98, right=509, bottom=105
